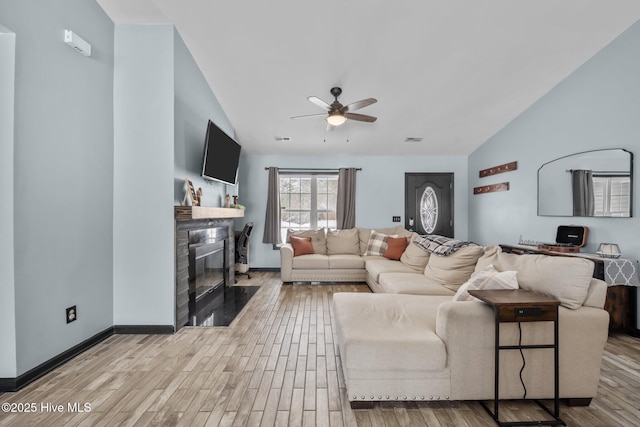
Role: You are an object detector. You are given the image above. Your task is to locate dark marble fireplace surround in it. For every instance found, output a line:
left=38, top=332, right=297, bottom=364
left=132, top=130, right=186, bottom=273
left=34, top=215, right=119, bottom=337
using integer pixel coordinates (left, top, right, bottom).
left=175, top=218, right=235, bottom=329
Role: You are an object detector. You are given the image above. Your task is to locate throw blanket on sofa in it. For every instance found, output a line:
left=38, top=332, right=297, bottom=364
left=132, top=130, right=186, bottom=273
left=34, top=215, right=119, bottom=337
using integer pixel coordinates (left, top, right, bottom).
left=414, top=234, right=478, bottom=256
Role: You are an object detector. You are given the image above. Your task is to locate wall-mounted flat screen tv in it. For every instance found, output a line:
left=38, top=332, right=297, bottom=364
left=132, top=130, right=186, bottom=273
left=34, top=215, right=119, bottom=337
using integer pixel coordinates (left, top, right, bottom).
left=201, top=120, right=241, bottom=185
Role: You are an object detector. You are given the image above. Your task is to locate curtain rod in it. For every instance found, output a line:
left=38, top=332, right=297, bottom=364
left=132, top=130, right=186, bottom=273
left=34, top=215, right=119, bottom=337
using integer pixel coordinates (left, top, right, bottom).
left=264, top=167, right=362, bottom=172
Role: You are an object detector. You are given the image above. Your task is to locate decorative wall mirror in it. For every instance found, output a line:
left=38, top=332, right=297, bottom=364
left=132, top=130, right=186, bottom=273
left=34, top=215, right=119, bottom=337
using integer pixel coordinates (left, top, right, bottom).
left=538, top=148, right=633, bottom=217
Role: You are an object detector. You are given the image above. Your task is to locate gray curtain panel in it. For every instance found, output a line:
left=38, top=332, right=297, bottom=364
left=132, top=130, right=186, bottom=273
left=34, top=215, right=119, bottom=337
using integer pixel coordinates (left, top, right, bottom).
left=571, top=169, right=595, bottom=216
left=262, top=167, right=282, bottom=244
left=336, top=168, right=357, bottom=229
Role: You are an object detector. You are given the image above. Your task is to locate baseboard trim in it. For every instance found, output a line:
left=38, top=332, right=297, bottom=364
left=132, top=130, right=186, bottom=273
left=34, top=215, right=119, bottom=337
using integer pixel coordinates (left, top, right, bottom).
left=0, top=326, right=113, bottom=393
left=0, top=324, right=175, bottom=393
left=113, top=325, right=175, bottom=334
left=249, top=267, right=280, bottom=272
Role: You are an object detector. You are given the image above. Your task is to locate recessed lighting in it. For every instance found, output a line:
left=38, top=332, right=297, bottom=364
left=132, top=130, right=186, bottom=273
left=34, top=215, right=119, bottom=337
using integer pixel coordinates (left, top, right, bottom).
left=275, top=136, right=292, bottom=141
left=405, top=137, right=423, bottom=142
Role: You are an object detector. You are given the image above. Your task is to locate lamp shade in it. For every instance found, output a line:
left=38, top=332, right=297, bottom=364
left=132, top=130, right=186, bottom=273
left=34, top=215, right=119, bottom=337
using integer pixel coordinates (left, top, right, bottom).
left=597, top=243, right=621, bottom=258
left=326, top=112, right=347, bottom=127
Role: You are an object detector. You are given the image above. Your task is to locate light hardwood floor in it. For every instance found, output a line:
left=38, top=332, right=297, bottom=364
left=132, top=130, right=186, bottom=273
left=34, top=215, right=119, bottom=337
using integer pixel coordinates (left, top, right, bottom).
left=1, top=272, right=638, bottom=426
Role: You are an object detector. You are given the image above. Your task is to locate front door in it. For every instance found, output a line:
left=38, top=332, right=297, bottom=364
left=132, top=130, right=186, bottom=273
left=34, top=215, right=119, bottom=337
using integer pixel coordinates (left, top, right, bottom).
left=405, top=173, right=454, bottom=237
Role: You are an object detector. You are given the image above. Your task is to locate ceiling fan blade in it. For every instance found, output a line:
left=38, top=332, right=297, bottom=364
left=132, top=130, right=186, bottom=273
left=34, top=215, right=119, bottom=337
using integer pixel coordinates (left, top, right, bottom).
left=341, top=98, right=377, bottom=113
left=290, top=112, right=328, bottom=120
left=344, top=112, right=377, bottom=122
left=308, top=96, right=331, bottom=111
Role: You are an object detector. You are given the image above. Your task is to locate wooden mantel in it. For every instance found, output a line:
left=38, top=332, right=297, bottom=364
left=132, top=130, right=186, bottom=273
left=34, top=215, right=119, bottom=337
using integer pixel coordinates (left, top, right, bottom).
left=174, top=206, right=245, bottom=220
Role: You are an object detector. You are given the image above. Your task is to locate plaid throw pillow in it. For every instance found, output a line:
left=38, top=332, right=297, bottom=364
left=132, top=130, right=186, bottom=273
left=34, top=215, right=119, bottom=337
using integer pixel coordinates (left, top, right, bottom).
left=414, top=234, right=478, bottom=256
left=364, top=230, right=392, bottom=256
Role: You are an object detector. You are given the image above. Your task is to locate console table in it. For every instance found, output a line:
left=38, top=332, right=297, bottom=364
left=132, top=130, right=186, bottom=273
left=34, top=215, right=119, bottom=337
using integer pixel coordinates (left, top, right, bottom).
left=469, top=289, right=565, bottom=427
left=500, top=244, right=638, bottom=334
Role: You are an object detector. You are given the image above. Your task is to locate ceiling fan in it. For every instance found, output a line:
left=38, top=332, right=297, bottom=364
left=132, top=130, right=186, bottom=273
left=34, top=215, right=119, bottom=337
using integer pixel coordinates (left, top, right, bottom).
left=291, top=87, right=377, bottom=128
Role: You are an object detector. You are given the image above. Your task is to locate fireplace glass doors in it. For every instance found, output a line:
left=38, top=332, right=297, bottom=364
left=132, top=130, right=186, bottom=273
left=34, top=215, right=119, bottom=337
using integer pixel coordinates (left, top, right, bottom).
left=188, top=226, right=229, bottom=325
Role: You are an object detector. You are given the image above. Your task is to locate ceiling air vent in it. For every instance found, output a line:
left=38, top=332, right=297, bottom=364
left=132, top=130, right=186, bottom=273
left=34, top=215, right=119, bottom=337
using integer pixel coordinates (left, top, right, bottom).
left=405, top=137, right=423, bottom=142
left=275, top=136, right=292, bottom=141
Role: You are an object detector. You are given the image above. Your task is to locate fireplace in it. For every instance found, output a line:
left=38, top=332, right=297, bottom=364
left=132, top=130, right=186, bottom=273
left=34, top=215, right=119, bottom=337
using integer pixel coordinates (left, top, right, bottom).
left=175, top=217, right=236, bottom=329
left=187, top=226, right=229, bottom=325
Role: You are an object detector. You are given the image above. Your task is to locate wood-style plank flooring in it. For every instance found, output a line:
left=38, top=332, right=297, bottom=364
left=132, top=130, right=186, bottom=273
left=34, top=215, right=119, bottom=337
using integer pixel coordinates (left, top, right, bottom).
left=1, top=272, right=638, bottom=426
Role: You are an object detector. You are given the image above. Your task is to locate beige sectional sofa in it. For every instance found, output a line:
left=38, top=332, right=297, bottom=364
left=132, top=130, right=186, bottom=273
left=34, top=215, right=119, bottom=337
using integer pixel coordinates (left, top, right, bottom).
left=279, top=227, right=610, bottom=408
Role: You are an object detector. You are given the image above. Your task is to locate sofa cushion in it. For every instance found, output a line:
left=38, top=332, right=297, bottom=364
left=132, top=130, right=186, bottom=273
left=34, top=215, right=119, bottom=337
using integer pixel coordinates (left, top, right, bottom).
left=423, top=245, right=485, bottom=286
left=366, top=259, right=416, bottom=282
left=290, top=235, right=314, bottom=256
left=476, top=245, right=594, bottom=309
left=453, top=264, right=519, bottom=301
left=288, top=228, right=327, bottom=255
left=378, top=273, right=456, bottom=296
left=326, top=228, right=360, bottom=255
left=328, top=254, right=366, bottom=269
left=333, top=293, right=450, bottom=372
left=383, top=236, right=409, bottom=260
left=400, top=234, right=431, bottom=272
left=292, top=254, right=329, bottom=269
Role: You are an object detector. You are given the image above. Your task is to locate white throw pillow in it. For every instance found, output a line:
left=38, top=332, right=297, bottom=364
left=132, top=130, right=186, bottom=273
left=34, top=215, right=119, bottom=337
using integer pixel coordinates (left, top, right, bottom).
left=453, top=264, right=519, bottom=301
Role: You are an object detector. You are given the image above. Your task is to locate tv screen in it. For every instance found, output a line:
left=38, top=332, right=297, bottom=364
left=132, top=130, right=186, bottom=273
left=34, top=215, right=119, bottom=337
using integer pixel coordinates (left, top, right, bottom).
left=201, top=120, right=241, bottom=185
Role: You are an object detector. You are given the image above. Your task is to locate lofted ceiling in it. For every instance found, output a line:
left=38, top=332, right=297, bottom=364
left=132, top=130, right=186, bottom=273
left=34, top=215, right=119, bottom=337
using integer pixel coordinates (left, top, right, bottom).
left=97, top=0, right=640, bottom=156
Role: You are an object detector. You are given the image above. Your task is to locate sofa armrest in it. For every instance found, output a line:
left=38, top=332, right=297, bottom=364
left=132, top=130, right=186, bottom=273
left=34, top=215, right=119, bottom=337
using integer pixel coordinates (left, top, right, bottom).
left=436, top=300, right=609, bottom=400
left=280, top=244, right=294, bottom=281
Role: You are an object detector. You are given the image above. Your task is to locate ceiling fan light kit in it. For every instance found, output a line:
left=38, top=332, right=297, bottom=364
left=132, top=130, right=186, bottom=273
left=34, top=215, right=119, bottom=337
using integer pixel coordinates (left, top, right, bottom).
left=326, top=111, right=347, bottom=126
left=291, top=87, right=377, bottom=128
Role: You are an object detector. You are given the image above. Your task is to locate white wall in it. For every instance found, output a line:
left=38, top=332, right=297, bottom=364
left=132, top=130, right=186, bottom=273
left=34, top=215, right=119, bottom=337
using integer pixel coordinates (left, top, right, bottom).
left=469, top=21, right=640, bottom=328
left=239, top=154, right=468, bottom=268
left=113, top=25, right=175, bottom=326
left=1, top=0, right=115, bottom=375
left=0, top=26, right=17, bottom=378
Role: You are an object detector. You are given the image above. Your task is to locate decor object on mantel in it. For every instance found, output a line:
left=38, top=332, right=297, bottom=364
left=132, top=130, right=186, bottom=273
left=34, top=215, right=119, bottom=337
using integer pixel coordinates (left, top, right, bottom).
left=182, top=178, right=202, bottom=206
left=473, top=182, right=509, bottom=195
left=479, top=161, right=517, bottom=178
left=597, top=243, right=621, bottom=259
left=225, top=193, right=231, bottom=208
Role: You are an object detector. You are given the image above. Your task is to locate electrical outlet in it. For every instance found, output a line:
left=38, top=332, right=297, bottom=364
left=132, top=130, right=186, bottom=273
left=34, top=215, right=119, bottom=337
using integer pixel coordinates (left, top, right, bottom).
left=392, top=216, right=401, bottom=222
left=66, top=306, right=77, bottom=324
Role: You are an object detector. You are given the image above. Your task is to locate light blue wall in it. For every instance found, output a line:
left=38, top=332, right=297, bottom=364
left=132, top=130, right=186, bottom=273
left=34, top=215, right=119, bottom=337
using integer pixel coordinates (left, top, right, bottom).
left=0, top=0, right=115, bottom=375
left=173, top=29, right=234, bottom=208
left=113, top=25, right=175, bottom=326
left=469, top=21, right=640, bottom=327
left=239, top=154, right=468, bottom=268
left=113, top=25, right=235, bottom=328
left=0, top=26, right=17, bottom=378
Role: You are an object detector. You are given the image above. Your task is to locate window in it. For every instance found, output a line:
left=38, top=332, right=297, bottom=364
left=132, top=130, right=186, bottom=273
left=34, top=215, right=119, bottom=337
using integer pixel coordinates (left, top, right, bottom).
left=279, top=173, right=338, bottom=242
left=593, top=175, right=631, bottom=217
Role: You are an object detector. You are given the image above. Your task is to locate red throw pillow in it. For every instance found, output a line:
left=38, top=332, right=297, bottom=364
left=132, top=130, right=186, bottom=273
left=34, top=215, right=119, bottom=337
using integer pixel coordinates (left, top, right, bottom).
left=383, top=236, right=408, bottom=260
left=290, top=235, right=314, bottom=256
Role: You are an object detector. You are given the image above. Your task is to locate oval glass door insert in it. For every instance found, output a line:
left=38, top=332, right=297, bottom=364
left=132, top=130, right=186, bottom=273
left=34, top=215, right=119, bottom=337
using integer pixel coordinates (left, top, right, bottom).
left=420, top=186, right=438, bottom=233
